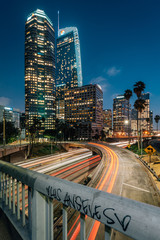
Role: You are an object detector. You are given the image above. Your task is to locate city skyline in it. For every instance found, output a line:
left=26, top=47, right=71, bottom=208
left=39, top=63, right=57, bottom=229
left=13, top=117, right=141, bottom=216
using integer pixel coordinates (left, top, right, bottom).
left=1, top=0, right=160, bottom=119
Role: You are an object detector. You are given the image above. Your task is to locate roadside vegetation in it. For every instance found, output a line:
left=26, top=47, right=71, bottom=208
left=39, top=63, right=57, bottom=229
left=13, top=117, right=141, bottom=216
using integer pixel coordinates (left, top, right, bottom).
left=126, top=143, right=147, bottom=155
left=0, top=121, right=19, bottom=144
left=30, top=143, right=63, bottom=158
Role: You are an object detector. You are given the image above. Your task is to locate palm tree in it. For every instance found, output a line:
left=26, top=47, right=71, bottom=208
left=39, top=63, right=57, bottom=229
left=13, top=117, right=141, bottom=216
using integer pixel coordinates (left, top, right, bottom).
left=124, top=89, right=132, bottom=142
left=134, top=99, right=146, bottom=114
left=133, top=81, right=146, bottom=99
left=154, top=115, right=160, bottom=133
left=134, top=99, right=146, bottom=152
left=133, top=81, right=146, bottom=151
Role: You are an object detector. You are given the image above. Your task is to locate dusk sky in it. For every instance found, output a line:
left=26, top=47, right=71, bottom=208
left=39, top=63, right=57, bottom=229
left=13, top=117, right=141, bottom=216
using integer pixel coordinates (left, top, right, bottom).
left=1, top=0, right=160, bottom=119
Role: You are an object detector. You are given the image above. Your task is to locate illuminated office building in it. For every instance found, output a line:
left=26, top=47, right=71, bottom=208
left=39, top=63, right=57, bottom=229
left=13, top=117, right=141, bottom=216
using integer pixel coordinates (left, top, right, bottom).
left=113, top=95, right=130, bottom=136
left=103, top=109, right=112, bottom=136
left=25, top=9, right=56, bottom=134
left=56, top=27, right=82, bottom=119
left=103, top=109, right=112, bottom=129
left=131, top=93, right=152, bottom=135
left=56, top=27, right=82, bottom=90
left=64, top=84, right=103, bottom=140
left=0, top=106, right=21, bottom=129
left=139, top=93, right=150, bottom=132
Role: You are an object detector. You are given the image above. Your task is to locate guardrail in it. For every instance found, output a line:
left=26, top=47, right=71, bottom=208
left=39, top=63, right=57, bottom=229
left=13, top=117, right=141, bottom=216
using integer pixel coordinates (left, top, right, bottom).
left=0, top=160, right=160, bottom=240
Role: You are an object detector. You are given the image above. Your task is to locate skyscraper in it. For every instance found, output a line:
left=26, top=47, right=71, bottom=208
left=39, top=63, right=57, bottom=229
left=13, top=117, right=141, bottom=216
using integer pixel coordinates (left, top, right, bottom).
left=25, top=9, right=56, bottom=134
left=113, top=95, right=130, bottom=136
left=56, top=27, right=82, bottom=94
left=56, top=27, right=83, bottom=119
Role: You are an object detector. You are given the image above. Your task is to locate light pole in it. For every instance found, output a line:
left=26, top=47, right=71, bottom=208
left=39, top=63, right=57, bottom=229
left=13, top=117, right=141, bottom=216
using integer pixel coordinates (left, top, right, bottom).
left=124, top=119, right=129, bottom=141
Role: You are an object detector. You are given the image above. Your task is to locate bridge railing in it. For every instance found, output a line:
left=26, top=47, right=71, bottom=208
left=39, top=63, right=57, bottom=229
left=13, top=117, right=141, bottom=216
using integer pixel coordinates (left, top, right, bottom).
left=0, top=160, right=160, bottom=240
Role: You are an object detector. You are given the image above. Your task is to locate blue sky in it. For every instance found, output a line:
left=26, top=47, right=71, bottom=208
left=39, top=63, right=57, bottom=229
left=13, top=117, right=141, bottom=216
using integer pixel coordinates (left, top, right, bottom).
left=0, top=0, right=160, bottom=119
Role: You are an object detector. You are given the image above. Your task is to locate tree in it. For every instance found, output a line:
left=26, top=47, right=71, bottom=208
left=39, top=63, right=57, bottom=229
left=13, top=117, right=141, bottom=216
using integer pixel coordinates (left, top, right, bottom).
left=133, top=81, right=146, bottom=99
left=154, top=115, right=160, bottom=133
left=100, top=129, right=106, bottom=141
left=124, top=89, right=132, bottom=142
left=0, top=121, right=19, bottom=144
left=133, top=81, right=146, bottom=151
left=134, top=98, right=146, bottom=152
left=28, top=117, right=42, bottom=148
left=134, top=99, right=146, bottom=114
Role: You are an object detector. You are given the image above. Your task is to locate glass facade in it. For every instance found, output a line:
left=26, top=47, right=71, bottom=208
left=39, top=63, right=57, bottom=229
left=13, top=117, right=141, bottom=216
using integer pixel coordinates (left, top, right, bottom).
left=25, top=9, right=56, bottom=134
left=56, top=27, right=82, bottom=94
left=0, top=106, right=21, bottom=129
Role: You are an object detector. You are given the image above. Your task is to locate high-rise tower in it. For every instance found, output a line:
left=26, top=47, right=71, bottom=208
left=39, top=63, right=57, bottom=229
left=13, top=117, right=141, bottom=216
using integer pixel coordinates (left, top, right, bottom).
left=25, top=9, right=56, bottom=134
left=56, top=27, right=82, bottom=119
left=56, top=27, right=82, bottom=93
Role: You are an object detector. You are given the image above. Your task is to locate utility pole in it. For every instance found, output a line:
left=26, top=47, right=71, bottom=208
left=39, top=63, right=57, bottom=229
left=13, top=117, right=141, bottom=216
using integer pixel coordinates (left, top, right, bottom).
left=3, top=109, right=6, bottom=146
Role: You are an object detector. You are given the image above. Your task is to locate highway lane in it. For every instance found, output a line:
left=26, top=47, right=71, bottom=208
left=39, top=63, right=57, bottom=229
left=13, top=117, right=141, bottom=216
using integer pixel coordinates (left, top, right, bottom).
left=67, top=143, right=119, bottom=240
left=67, top=142, right=160, bottom=240
left=13, top=148, right=101, bottom=218
left=16, top=148, right=91, bottom=168
left=98, top=143, right=160, bottom=240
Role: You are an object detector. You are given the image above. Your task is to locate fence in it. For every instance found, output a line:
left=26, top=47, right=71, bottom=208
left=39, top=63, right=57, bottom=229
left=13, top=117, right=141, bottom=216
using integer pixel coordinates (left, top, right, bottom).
left=0, top=160, right=160, bottom=240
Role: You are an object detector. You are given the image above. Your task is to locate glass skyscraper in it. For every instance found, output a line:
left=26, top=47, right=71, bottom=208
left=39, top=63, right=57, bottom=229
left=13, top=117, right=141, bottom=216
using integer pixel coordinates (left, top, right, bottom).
left=56, top=27, right=82, bottom=119
left=25, top=9, right=56, bottom=134
left=56, top=27, right=82, bottom=94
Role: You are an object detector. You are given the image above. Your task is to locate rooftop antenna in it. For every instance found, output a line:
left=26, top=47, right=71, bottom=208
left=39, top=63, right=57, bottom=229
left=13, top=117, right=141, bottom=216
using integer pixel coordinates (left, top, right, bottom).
left=58, top=10, right=59, bottom=36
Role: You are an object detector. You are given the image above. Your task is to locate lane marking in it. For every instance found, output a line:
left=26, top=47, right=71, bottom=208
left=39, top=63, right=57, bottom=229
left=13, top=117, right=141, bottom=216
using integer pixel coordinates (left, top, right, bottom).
left=123, top=183, right=150, bottom=193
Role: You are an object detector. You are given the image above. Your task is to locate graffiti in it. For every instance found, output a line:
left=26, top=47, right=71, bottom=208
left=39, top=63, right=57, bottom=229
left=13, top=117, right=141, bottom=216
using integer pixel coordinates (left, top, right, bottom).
left=46, top=186, right=131, bottom=232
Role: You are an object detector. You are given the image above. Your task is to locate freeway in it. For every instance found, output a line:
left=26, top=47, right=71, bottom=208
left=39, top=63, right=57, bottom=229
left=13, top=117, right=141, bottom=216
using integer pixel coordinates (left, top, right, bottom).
left=66, top=142, right=160, bottom=240
left=13, top=142, right=160, bottom=239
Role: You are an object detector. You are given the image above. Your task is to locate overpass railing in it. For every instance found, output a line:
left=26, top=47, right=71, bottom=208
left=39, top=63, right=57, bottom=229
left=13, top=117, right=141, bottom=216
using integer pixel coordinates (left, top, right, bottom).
left=0, top=160, right=160, bottom=240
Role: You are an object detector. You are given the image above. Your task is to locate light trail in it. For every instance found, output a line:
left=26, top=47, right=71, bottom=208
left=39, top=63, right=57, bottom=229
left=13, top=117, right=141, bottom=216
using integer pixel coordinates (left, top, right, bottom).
left=15, top=154, right=101, bottom=213
left=69, top=143, right=119, bottom=240
left=88, top=144, right=119, bottom=240
left=50, top=155, right=100, bottom=177
left=16, top=148, right=90, bottom=168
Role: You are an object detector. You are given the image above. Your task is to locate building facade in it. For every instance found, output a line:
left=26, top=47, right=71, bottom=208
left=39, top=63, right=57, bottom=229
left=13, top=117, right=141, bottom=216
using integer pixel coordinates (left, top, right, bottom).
left=139, top=93, right=150, bottom=133
left=131, top=108, right=137, bottom=136
left=131, top=93, right=152, bottom=135
left=56, top=27, right=83, bottom=116
left=56, top=27, right=82, bottom=90
left=103, top=109, right=112, bottom=136
left=25, top=9, right=56, bottom=135
left=113, top=95, right=129, bottom=136
left=64, top=84, right=103, bottom=139
left=0, top=106, right=21, bottom=129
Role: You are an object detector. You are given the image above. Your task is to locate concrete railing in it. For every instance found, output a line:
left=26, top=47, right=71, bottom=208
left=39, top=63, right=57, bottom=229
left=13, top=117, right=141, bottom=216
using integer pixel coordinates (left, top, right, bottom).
left=0, top=160, right=160, bottom=240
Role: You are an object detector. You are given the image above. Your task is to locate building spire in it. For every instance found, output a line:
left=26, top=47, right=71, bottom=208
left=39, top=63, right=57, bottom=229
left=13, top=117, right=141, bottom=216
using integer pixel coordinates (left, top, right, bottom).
left=58, top=10, right=59, bottom=36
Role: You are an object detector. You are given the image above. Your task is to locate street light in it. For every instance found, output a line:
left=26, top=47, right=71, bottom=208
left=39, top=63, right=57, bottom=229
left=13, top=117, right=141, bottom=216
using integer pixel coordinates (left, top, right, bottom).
left=124, top=120, right=129, bottom=125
